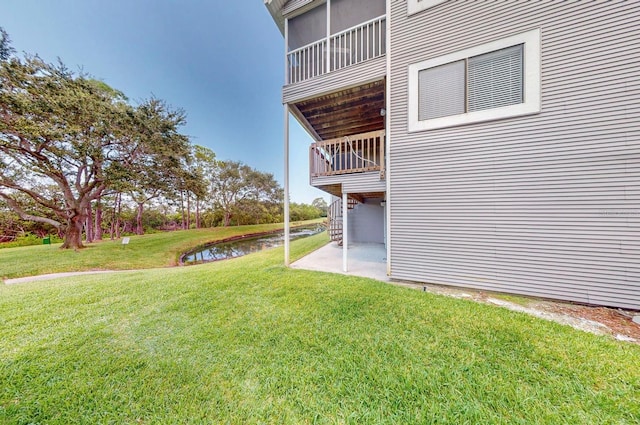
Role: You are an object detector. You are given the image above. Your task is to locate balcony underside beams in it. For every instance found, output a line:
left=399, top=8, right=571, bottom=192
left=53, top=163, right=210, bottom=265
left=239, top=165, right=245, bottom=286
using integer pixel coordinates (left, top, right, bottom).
left=292, top=79, right=385, bottom=141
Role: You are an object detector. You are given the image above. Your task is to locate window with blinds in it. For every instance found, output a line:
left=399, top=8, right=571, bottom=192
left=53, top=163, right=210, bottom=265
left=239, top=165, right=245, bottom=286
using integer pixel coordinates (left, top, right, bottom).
left=468, top=45, right=523, bottom=112
left=418, top=60, right=465, bottom=120
left=417, top=44, right=523, bottom=120
left=408, top=29, right=540, bottom=132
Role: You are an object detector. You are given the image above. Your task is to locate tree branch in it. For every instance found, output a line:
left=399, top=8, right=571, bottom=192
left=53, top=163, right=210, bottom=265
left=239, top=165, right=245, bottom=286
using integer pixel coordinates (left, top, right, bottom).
left=0, top=192, right=62, bottom=228
left=0, top=178, right=66, bottom=214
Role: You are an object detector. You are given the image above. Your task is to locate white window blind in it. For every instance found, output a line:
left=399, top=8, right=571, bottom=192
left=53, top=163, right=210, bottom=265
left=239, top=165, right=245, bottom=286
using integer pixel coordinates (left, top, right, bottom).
left=468, top=44, right=523, bottom=112
left=418, top=60, right=465, bottom=120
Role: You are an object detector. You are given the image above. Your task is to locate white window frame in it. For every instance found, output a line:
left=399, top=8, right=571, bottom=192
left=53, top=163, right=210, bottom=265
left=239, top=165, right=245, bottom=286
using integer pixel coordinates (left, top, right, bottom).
left=408, top=28, right=541, bottom=132
left=408, top=0, right=447, bottom=16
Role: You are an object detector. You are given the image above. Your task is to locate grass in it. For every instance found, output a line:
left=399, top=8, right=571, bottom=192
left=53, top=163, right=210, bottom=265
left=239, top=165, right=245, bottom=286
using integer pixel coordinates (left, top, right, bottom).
left=0, top=219, right=322, bottom=279
left=1, top=233, right=639, bottom=424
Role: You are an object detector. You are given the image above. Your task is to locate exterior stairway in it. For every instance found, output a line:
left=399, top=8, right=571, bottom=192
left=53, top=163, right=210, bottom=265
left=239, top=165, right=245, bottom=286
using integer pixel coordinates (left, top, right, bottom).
left=328, top=197, right=358, bottom=246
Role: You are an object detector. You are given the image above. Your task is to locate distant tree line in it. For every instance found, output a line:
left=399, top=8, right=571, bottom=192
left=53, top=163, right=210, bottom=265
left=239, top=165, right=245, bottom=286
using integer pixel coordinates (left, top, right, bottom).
left=0, top=27, right=325, bottom=249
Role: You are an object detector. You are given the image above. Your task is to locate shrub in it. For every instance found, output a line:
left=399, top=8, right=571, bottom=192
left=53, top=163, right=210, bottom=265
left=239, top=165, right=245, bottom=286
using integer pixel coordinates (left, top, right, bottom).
left=0, top=233, right=62, bottom=249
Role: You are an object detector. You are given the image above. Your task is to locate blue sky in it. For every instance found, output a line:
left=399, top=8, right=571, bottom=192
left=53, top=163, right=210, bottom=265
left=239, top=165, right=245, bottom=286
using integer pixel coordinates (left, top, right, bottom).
left=1, top=0, right=325, bottom=204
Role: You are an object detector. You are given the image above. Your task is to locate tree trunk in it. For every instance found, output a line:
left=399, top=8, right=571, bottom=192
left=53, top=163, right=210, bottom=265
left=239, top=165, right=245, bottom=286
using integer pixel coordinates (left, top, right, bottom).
left=186, top=192, right=191, bottom=230
left=180, top=190, right=186, bottom=230
left=136, top=202, right=144, bottom=235
left=60, top=212, right=85, bottom=249
left=195, top=199, right=200, bottom=229
left=110, top=195, right=116, bottom=240
left=85, top=202, right=93, bottom=243
left=94, top=199, right=103, bottom=241
left=224, top=211, right=231, bottom=227
left=115, top=193, right=122, bottom=239
left=83, top=167, right=93, bottom=244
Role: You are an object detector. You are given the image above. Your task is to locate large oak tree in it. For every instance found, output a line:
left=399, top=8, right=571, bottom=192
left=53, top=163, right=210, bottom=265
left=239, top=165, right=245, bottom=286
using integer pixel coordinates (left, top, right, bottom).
left=0, top=56, right=131, bottom=248
left=0, top=55, right=190, bottom=248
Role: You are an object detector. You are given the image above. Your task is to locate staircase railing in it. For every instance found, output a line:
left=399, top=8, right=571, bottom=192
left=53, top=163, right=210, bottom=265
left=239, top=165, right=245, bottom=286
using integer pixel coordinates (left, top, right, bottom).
left=327, top=197, right=359, bottom=245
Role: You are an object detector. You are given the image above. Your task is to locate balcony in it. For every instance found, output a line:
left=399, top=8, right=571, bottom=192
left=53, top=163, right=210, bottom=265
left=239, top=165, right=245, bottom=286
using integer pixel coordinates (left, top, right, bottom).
left=310, top=130, right=385, bottom=178
left=286, top=15, right=386, bottom=85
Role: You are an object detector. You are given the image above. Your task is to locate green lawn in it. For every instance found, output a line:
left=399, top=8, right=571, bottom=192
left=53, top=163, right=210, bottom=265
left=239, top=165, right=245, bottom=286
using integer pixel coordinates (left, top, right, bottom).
left=0, top=220, right=322, bottom=279
left=1, top=233, right=639, bottom=424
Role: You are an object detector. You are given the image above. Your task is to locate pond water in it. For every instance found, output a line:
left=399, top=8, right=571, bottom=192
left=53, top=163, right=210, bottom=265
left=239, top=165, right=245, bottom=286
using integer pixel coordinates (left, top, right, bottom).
left=181, top=224, right=326, bottom=265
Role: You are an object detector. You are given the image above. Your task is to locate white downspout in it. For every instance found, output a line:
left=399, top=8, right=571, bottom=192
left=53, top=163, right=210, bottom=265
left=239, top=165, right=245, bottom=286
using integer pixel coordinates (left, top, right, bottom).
left=284, top=103, right=290, bottom=266
left=342, top=191, right=348, bottom=272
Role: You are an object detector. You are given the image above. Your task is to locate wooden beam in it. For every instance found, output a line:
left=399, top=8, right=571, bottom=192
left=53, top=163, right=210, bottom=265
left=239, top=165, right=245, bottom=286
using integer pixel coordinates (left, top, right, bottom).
left=296, top=82, right=384, bottom=111
left=288, top=104, right=322, bottom=141
left=350, top=193, right=365, bottom=203
left=298, top=91, right=384, bottom=115
left=319, top=123, right=384, bottom=140
left=305, top=100, right=384, bottom=122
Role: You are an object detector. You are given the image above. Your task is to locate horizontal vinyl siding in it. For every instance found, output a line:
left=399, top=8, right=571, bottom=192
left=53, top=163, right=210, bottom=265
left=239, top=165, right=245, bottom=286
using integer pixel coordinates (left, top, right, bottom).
left=348, top=199, right=385, bottom=244
left=312, top=171, right=386, bottom=193
left=283, top=56, right=386, bottom=104
left=389, top=0, right=640, bottom=309
left=343, top=171, right=386, bottom=193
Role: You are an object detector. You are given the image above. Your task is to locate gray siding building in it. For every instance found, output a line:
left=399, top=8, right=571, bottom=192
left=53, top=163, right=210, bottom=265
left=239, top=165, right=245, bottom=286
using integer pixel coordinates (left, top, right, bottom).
left=265, top=0, right=640, bottom=309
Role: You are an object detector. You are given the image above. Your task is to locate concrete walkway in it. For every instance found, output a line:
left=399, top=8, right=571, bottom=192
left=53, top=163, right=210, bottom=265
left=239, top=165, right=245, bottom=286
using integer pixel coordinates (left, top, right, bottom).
left=291, top=242, right=389, bottom=281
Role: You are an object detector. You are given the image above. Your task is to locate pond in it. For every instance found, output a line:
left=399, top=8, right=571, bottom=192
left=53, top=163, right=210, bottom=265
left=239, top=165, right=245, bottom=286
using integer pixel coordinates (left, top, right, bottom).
left=181, top=224, right=326, bottom=265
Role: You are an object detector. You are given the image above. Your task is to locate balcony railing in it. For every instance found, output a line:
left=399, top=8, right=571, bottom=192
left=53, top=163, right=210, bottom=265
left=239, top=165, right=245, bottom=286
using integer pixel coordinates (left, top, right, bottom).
left=287, top=38, right=328, bottom=84
left=310, top=130, right=385, bottom=178
left=287, top=15, right=386, bottom=85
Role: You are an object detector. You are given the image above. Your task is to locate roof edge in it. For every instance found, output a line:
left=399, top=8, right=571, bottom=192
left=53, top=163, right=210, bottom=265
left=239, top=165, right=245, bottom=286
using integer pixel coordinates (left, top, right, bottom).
left=264, top=0, right=286, bottom=36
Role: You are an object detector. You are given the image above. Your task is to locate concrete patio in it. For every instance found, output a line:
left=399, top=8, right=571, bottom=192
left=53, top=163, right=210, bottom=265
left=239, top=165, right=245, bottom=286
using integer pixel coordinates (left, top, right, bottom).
left=291, top=242, right=389, bottom=281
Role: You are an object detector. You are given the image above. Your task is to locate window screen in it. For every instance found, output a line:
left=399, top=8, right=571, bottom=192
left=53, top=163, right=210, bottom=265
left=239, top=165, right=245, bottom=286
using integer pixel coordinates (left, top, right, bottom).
left=288, top=4, right=327, bottom=50
left=468, top=44, right=523, bottom=112
left=418, top=60, right=465, bottom=120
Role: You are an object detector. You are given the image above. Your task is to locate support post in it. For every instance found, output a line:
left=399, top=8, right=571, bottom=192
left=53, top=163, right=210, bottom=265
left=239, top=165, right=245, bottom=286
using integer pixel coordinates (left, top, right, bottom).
left=385, top=0, right=392, bottom=276
left=342, top=191, right=348, bottom=272
left=284, top=18, right=289, bottom=85
left=326, top=0, right=331, bottom=72
left=284, top=104, right=290, bottom=266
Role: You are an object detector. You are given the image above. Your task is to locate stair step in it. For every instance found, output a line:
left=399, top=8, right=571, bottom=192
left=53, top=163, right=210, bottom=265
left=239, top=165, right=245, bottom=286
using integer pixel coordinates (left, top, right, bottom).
left=327, top=196, right=360, bottom=244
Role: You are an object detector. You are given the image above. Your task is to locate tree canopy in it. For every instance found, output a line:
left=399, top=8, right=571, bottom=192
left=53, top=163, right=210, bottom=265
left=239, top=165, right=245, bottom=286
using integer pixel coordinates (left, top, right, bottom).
left=0, top=27, right=15, bottom=61
left=210, top=160, right=282, bottom=227
left=0, top=54, right=192, bottom=248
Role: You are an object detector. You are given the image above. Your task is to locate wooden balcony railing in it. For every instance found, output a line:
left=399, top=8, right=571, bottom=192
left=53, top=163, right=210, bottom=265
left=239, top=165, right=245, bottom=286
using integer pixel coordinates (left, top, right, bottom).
left=287, top=15, right=386, bottom=85
left=310, top=130, right=385, bottom=178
